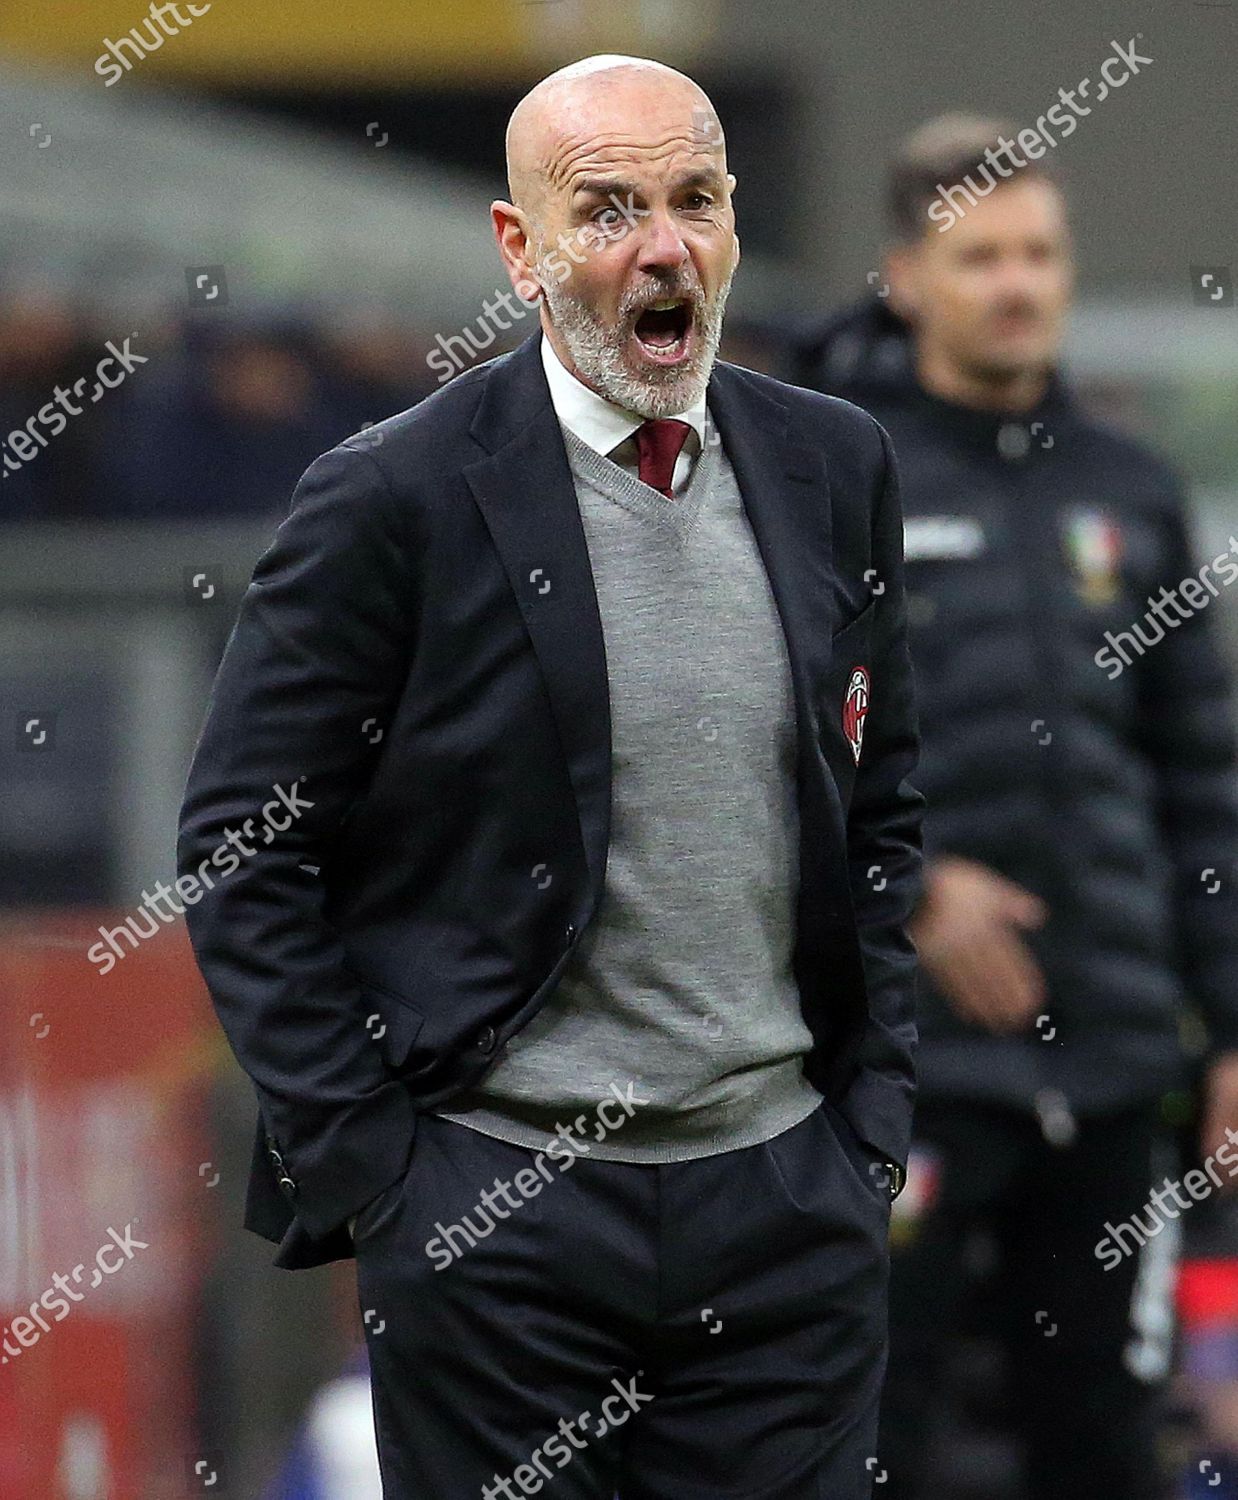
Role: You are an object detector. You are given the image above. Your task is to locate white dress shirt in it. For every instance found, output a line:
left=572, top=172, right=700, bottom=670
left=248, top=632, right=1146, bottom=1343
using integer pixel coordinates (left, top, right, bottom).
left=539, top=333, right=708, bottom=498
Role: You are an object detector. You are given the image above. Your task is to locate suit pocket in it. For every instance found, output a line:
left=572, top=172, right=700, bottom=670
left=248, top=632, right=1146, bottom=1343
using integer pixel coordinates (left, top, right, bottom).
left=346, top=969, right=427, bottom=1073
left=821, top=1097, right=888, bottom=1206
left=765, top=1103, right=885, bottom=1228
left=352, top=1165, right=409, bottom=1245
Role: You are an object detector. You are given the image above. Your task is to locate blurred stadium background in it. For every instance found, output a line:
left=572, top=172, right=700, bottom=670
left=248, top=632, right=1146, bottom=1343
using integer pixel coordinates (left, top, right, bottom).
left=1, top=1, right=1235, bottom=1494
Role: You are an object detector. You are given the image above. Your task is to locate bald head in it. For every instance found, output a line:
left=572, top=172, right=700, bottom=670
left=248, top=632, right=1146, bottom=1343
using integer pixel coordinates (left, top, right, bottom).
left=505, top=55, right=720, bottom=219
left=490, top=53, right=738, bottom=419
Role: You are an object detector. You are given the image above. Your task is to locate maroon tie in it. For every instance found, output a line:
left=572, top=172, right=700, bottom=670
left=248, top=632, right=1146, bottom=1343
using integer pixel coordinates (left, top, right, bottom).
left=635, top=419, right=692, bottom=499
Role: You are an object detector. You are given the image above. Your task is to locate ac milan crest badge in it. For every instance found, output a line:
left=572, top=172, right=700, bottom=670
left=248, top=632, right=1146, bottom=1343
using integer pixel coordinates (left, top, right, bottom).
left=843, top=666, right=870, bottom=765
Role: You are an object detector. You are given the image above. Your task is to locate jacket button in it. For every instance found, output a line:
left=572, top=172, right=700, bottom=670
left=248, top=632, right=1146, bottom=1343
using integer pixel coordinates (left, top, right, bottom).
left=565, top=923, right=577, bottom=946
left=997, top=421, right=1031, bottom=461
left=476, top=1026, right=497, bottom=1054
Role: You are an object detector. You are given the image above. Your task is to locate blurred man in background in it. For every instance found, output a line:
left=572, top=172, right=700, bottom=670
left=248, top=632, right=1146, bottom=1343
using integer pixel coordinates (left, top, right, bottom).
left=792, top=114, right=1238, bottom=1499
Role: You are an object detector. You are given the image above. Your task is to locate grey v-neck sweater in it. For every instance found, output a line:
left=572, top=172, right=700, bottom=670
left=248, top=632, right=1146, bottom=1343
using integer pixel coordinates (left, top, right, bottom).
left=435, top=416, right=822, bottom=1160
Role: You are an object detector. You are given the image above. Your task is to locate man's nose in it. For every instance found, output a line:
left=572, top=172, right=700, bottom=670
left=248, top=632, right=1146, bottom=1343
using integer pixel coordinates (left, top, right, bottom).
left=999, top=258, right=1044, bottom=299
left=635, top=209, right=690, bottom=274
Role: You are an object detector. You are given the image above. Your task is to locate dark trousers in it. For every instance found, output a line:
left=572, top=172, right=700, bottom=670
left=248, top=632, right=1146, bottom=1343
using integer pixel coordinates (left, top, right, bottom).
left=877, top=1100, right=1177, bottom=1499
left=353, top=1100, right=892, bottom=1498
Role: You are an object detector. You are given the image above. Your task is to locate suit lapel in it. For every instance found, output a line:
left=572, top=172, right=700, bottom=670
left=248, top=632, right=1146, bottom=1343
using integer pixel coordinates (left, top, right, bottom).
left=463, top=336, right=613, bottom=899
left=706, top=363, right=837, bottom=747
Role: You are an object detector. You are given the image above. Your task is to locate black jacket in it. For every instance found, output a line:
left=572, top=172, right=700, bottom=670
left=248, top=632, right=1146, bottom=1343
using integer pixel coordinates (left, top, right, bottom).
left=791, top=298, right=1238, bottom=1117
left=178, top=331, right=924, bottom=1269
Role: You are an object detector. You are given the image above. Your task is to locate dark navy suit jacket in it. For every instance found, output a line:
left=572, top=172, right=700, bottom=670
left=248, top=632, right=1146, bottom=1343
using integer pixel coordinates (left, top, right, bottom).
left=178, top=331, right=924, bottom=1269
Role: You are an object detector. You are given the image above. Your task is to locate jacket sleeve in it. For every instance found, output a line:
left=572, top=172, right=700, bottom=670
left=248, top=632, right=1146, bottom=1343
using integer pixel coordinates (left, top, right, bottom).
left=839, top=417, right=925, bottom=1173
left=177, top=442, right=420, bottom=1240
left=1134, top=489, right=1238, bottom=1050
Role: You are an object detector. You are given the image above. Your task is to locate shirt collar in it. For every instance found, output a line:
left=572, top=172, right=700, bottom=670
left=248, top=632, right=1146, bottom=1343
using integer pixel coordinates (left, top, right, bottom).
left=539, top=332, right=708, bottom=458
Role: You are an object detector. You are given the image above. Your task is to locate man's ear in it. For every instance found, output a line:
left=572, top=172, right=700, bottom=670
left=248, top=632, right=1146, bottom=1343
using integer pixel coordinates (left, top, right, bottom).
left=491, top=200, right=543, bottom=302
left=883, top=243, right=920, bottom=321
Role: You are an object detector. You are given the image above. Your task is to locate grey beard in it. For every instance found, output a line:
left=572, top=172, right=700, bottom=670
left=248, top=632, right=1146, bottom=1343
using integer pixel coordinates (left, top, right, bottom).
left=537, top=266, right=733, bottom=419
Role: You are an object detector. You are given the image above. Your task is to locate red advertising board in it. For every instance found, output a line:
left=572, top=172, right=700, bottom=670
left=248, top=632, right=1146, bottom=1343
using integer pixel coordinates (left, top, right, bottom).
left=0, top=911, right=218, bottom=1499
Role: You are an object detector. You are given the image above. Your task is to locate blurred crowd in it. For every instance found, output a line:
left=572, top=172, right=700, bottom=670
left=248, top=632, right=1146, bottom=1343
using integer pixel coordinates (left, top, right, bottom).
left=0, top=290, right=444, bottom=524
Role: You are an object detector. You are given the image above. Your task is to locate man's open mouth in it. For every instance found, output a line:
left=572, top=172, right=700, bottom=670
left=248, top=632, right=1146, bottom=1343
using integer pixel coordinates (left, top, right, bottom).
left=632, top=299, right=695, bottom=365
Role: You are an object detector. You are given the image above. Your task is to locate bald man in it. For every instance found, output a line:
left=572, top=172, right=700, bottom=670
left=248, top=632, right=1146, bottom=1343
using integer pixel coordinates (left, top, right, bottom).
left=179, top=55, right=923, bottom=1498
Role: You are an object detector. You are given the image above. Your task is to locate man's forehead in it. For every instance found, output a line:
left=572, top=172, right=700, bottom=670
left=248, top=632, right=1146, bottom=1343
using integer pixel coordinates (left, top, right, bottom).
left=922, top=185, right=1066, bottom=253
left=542, top=98, right=724, bottom=186
left=554, top=134, right=724, bottom=192
left=958, top=180, right=1068, bottom=232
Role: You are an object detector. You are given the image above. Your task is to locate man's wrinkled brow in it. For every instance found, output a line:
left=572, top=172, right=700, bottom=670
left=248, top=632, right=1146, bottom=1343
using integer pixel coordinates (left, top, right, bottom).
left=570, top=167, right=726, bottom=204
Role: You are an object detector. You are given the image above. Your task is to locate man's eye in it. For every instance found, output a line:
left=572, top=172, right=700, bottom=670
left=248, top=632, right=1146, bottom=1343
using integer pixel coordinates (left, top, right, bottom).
left=683, top=193, right=713, bottom=211
left=591, top=206, right=620, bottom=225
